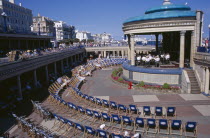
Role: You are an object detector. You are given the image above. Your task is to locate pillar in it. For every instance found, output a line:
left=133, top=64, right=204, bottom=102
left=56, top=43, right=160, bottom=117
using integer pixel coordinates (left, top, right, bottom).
left=104, top=51, right=106, bottom=58
left=117, top=51, right=120, bottom=57
left=18, top=40, right=20, bottom=49
left=190, top=31, right=195, bottom=67
left=74, top=55, right=77, bottom=62
left=121, top=50, right=124, bottom=58
left=61, top=60, right=64, bottom=74
left=33, top=69, right=37, bottom=87
left=195, top=11, right=203, bottom=46
left=26, top=40, right=29, bottom=50
left=44, top=40, right=46, bottom=48
left=71, top=56, right=73, bottom=64
left=66, top=58, right=69, bottom=67
left=113, top=51, right=115, bottom=57
left=17, top=75, right=22, bottom=100
left=101, top=51, right=104, bottom=57
left=179, top=31, right=186, bottom=68
left=54, top=62, right=57, bottom=76
left=205, top=68, right=210, bottom=95
left=128, top=35, right=131, bottom=60
left=155, top=34, right=159, bottom=54
left=45, top=65, right=49, bottom=85
left=131, top=34, right=135, bottom=65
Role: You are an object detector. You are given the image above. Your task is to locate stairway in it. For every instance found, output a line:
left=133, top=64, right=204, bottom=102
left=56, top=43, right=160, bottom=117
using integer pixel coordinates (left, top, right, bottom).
left=185, top=69, right=201, bottom=94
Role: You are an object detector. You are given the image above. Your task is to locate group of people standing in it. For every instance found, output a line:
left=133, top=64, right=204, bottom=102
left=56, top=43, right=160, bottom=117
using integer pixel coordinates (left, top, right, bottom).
left=136, top=53, right=170, bottom=67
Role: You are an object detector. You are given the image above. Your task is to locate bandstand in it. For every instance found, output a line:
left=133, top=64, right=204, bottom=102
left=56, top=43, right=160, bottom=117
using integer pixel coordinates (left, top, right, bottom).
left=122, top=0, right=203, bottom=87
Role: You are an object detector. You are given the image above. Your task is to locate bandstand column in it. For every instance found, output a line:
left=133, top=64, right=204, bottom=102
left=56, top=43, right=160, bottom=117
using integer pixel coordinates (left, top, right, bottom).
left=179, top=31, right=186, bottom=68
left=130, top=34, right=135, bottom=65
left=104, top=51, right=107, bottom=58
left=155, top=34, right=159, bottom=54
left=17, top=75, right=22, bottom=100
left=190, top=31, right=195, bottom=67
left=128, top=35, right=131, bottom=60
left=45, top=65, right=49, bottom=85
left=33, top=69, right=37, bottom=87
left=205, top=68, right=210, bottom=95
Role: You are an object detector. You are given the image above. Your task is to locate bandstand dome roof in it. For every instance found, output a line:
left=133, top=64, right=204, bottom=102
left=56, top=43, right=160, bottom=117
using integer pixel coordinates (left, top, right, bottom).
left=124, top=0, right=196, bottom=24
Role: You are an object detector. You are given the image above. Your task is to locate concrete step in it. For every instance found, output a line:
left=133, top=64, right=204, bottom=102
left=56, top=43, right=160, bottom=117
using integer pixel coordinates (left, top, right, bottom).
left=191, top=91, right=201, bottom=94
left=191, top=88, right=200, bottom=91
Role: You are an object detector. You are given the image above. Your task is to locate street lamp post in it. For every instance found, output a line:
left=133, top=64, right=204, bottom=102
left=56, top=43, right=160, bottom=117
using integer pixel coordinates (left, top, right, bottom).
left=1, top=12, right=7, bottom=32
left=38, top=21, right=41, bottom=36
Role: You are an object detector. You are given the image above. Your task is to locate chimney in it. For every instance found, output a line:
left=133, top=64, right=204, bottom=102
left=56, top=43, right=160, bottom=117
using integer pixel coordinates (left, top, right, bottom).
left=19, top=3, right=22, bottom=6
left=9, top=0, right=15, bottom=4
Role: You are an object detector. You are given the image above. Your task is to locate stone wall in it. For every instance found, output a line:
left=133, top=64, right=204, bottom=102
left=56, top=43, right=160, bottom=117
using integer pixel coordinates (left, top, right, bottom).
left=181, top=70, right=191, bottom=93
left=123, top=68, right=180, bottom=85
left=194, top=64, right=205, bottom=91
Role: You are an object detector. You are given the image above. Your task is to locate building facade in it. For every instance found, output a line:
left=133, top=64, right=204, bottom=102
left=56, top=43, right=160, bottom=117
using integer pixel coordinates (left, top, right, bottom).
left=31, top=13, right=55, bottom=37
left=54, top=21, right=75, bottom=41
left=92, top=32, right=112, bottom=44
left=0, top=0, right=32, bottom=34
left=76, top=30, right=92, bottom=41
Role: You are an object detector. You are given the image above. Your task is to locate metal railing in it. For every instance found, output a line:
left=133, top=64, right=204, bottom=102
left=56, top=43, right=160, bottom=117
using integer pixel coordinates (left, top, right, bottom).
left=194, top=52, right=210, bottom=66
left=0, top=47, right=85, bottom=81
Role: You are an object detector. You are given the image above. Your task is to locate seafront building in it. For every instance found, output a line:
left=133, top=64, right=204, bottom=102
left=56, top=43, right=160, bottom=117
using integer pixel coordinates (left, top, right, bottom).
left=75, top=30, right=92, bottom=41
left=31, top=13, right=55, bottom=37
left=54, top=21, right=75, bottom=41
left=0, top=0, right=32, bottom=34
left=92, top=32, right=112, bottom=44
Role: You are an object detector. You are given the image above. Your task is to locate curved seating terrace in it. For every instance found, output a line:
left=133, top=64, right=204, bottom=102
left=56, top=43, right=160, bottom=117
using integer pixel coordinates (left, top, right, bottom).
left=11, top=58, right=198, bottom=138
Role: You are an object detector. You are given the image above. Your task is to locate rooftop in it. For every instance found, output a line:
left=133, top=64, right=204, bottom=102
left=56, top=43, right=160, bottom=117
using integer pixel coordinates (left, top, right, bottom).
left=124, top=0, right=196, bottom=24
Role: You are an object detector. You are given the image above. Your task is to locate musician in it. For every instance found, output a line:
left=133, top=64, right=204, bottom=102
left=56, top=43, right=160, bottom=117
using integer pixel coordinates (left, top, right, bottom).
left=137, top=56, right=141, bottom=66
left=155, top=56, right=160, bottom=67
left=160, top=53, right=165, bottom=64
left=145, top=56, right=150, bottom=67
left=165, top=53, right=170, bottom=64
left=142, top=56, right=146, bottom=66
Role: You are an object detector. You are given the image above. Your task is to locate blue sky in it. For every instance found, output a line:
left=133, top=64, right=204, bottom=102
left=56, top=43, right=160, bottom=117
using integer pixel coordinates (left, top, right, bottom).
left=16, top=0, right=210, bottom=40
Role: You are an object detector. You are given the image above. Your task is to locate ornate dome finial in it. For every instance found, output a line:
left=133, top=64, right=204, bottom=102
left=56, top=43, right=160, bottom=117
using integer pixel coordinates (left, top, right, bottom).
left=163, top=0, right=172, bottom=5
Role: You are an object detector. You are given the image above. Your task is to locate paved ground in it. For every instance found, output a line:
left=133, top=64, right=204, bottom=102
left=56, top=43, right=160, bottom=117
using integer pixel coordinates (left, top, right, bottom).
left=81, top=68, right=210, bottom=138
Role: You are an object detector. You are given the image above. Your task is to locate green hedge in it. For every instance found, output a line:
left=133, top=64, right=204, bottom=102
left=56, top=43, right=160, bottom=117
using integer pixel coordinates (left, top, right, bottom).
left=162, top=83, right=170, bottom=89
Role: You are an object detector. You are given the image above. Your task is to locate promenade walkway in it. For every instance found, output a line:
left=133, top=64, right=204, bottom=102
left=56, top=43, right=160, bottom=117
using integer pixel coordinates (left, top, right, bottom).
left=79, top=68, right=210, bottom=138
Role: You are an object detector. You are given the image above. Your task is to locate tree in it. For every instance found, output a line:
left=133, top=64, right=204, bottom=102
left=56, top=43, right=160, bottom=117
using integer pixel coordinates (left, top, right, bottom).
left=87, top=39, right=94, bottom=43
left=73, top=38, right=80, bottom=43
left=81, top=39, right=87, bottom=44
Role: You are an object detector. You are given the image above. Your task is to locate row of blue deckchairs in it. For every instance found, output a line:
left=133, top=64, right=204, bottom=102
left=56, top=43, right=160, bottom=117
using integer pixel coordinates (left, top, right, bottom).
left=48, top=90, right=197, bottom=137
left=70, top=87, right=176, bottom=119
